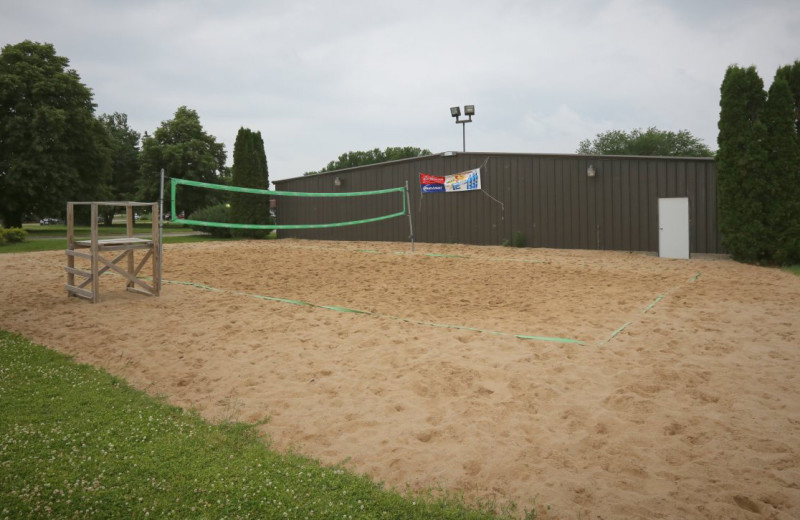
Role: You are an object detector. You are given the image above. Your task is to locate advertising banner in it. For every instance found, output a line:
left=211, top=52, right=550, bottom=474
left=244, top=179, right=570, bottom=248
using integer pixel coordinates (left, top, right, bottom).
left=420, top=168, right=481, bottom=193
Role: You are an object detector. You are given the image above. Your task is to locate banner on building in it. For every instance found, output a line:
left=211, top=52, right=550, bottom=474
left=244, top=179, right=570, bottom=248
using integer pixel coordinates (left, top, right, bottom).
left=420, top=168, right=481, bottom=193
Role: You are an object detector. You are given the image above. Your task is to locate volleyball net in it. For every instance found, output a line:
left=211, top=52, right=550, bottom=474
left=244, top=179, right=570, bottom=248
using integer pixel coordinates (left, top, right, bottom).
left=170, top=178, right=410, bottom=230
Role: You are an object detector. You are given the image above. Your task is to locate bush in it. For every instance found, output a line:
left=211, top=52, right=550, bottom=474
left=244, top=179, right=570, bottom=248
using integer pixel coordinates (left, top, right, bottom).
left=0, top=227, right=27, bottom=245
left=188, top=204, right=233, bottom=238
left=512, top=230, right=527, bottom=248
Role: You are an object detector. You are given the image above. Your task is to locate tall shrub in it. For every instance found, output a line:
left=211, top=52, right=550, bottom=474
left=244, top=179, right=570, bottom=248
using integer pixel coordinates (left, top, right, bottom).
left=717, top=66, right=769, bottom=263
left=775, top=60, right=800, bottom=135
left=230, top=128, right=270, bottom=239
left=763, top=77, right=800, bottom=264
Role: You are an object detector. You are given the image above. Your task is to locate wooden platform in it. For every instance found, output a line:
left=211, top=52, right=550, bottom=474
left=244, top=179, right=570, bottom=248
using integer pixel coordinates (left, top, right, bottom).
left=65, top=201, right=161, bottom=303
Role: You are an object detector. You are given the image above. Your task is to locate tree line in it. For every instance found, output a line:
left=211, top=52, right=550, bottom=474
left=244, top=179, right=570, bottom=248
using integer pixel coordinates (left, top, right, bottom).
left=2, top=40, right=797, bottom=263
left=303, top=147, right=432, bottom=176
left=0, top=40, right=429, bottom=228
left=0, top=41, right=248, bottom=228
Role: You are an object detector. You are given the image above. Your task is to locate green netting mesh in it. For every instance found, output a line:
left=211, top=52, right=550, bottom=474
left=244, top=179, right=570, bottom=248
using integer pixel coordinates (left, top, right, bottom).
left=170, top=178, right=407, bottom=230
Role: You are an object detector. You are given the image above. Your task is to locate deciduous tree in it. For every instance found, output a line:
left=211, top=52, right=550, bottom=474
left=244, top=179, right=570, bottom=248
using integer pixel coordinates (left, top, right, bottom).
left=98, top=112, right=140, bottom=224
left=0, top=40, right=111, bottom=227
left=137, top=106, right=228, bottom=216
left=576, top=127, right=713, bottom=157
left=305, top=146, right=431, bottom=175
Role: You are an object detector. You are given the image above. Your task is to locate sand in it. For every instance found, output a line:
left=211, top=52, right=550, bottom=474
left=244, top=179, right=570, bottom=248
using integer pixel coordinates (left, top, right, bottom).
left=1, top=239, right=798, bottom=519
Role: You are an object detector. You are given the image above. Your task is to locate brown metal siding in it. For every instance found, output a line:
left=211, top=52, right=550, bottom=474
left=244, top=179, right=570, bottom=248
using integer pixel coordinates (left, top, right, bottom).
left=273, top=152, right=723, bottom=254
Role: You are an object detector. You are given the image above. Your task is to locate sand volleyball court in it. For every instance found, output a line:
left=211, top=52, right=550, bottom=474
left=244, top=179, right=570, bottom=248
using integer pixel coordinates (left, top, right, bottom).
left=1, top=239, right=798, bottom=518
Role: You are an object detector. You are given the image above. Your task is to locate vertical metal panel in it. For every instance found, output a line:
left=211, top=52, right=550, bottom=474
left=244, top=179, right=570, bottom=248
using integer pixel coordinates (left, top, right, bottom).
left=512, top=156, right=523, bottom=244
left=617, top=160, right=629, bottom=250
left=710, top=162, right=722, bottom=253
left=686, top=161, right=698, bottom=253
left=612, top=160, right=623, bottom=249
left=635, top=160, right=647, bottom=251
left=586, top=158, right=598, bottom=249
left=501, top=157, right=512, bottom=243
left=626, top=161, right=644, bottom=251
left=646, top=160, right=659, bottom=251
left=600, top=160, right=611, bottom=249
left=561, top=160, right=574, bottom=249
left=577, top=159, right=591, bottom=249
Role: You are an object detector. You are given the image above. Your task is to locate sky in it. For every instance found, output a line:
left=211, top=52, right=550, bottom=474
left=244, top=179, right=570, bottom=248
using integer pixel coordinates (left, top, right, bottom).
left=2, top=0, right=799, bottom=182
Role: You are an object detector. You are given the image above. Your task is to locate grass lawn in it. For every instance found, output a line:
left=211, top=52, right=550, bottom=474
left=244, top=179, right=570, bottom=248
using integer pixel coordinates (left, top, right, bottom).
left=0, top=330, right=516, bottom=519
left=784, top=265, right=800, bottom=276
left=0, top=235, right=239, bottom=254
left=22, top=222, right=190, bottom=238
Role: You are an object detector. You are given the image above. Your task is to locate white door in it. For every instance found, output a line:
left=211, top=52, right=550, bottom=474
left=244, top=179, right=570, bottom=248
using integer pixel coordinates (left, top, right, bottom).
left=659, top=198, right=689, bottom=259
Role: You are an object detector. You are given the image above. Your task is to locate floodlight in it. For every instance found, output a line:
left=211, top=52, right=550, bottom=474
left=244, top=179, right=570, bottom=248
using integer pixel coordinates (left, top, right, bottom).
left=449, top=105, right=476, bottom=152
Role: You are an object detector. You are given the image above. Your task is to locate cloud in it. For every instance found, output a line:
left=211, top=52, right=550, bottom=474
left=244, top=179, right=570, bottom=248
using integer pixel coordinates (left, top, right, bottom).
left=2, top=0, right=799, bottom=179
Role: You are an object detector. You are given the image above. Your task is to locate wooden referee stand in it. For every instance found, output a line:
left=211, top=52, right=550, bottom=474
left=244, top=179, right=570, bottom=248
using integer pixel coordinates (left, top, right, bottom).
left=65, top=201, right=161, bottom=303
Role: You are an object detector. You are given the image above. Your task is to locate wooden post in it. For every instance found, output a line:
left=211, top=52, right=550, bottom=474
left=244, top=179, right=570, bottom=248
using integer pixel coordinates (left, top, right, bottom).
left=151, top=202, right=161, bottom=296
left=90, top=203, right=99, bottom=303
left=126, top=205, right=134, bottom=290
left=66, top=203, right=75, bottom=295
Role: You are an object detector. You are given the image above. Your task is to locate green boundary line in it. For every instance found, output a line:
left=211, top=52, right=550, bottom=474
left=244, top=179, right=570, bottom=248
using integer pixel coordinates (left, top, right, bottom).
left=160, top=278, right=584, bottom=345
left=170, top=178, right=407, bottom=230
left=601, top=271, right=703, bottom=346
left=642, top=295, right=664, bottom=314
left=601, top=321, right=632, bottom=345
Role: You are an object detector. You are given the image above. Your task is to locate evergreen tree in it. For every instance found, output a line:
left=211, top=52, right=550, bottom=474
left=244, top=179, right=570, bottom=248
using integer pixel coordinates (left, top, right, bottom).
left=775, top=60, right=800, bottom=135
left=230, top=127, right=270, bottom=239
left=763, top=77, right=800, bottom=264
left=717, top=65, right=769, bottom=263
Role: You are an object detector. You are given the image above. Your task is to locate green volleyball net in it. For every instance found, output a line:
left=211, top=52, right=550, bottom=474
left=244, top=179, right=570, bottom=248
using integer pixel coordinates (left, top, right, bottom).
left=170, top=178, right=409, bottom=230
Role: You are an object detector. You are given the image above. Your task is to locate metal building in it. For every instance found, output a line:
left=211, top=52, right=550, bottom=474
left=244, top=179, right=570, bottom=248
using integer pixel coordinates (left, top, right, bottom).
left=272, top=152, right=722, bottom=255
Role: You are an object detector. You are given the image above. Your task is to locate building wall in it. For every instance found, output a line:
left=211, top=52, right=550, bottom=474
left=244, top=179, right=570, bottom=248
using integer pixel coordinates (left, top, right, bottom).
left=272, top=152, right=722, bottom=254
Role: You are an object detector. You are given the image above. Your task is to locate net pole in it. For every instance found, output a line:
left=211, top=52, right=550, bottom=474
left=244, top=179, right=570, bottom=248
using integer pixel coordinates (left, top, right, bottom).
left=405, top=181, right=415, bottom=252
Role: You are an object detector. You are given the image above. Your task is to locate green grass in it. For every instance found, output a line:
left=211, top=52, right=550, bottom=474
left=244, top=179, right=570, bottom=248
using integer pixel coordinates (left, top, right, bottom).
left=783, top=265, right=800, bottom=276
left=0, top=235, right=239, bottom=254
left=22, top=222, right=188, bottom=238
left=0, top=330, right=513, bottom=519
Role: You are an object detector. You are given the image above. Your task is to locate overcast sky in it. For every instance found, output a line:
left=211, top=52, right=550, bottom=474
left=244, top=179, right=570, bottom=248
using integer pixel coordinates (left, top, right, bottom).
left=2, top=1, right=799, bottom=181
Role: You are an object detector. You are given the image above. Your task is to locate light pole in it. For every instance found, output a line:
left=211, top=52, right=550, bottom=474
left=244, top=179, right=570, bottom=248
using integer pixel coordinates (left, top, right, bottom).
left=450, top=105, right=475, bottom=152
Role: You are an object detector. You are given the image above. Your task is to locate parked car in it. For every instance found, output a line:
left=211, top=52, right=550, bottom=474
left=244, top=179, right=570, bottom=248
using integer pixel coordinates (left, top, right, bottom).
left=39, top=217, right=59, bottom=225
